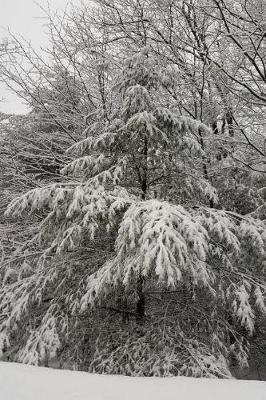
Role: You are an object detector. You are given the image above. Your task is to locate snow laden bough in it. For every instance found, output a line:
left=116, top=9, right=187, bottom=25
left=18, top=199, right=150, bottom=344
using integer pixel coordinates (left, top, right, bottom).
left=2, top=189, right=266, bottom=376
left=1, top=50, right=266, bottom=377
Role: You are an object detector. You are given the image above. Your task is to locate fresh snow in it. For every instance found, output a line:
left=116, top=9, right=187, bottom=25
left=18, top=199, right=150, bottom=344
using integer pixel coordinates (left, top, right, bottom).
left=0, top=362, right=266, bottom=400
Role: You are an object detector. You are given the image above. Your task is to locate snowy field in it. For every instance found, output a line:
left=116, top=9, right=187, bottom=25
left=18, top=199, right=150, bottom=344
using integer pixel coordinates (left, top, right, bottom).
left=0, top=362, right=266, bottom=400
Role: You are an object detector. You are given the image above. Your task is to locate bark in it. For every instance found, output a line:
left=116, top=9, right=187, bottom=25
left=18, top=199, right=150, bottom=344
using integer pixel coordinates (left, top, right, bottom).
left=136, top=275, right=145, bottom=321
left=136, top=137, right=148, bottom=320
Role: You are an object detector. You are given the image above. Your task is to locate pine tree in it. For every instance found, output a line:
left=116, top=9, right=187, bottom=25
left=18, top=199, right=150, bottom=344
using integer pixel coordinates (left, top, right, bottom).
left=1, top=49, right=266, bottom=376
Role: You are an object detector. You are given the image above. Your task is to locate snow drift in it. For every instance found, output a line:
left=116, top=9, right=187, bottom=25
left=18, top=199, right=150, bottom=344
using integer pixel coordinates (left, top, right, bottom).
left=0, top=362, right=266, bottom=400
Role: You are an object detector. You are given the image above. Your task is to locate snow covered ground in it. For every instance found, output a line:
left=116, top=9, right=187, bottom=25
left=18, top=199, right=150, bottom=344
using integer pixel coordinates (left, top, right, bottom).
left=0, top=362, right=266, bottom=400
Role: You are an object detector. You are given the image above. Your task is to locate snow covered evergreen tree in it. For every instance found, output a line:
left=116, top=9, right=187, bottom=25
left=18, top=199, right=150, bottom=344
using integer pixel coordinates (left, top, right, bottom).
left=1, top=49, right=266, bottom=377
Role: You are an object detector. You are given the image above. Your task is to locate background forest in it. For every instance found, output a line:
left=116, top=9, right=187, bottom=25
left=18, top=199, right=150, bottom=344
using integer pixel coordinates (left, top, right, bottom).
left=0, top=0, right=266, bottom=380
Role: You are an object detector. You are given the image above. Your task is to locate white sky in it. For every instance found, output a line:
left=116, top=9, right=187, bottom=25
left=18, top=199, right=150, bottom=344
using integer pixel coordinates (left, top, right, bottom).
left=0, top=0, right=78, bottom=114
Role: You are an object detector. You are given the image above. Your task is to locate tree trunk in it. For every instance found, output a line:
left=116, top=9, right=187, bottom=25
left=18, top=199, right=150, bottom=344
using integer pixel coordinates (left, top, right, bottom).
left=136, top=275, right=145, bottom=321
left=198, top=127, right=214, bottom=208
left=135, top=137, right=148, bottom=320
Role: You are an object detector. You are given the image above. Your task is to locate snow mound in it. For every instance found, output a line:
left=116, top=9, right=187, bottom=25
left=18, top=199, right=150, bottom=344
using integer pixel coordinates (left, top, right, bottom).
left=0, top=361, right=266, bottom=400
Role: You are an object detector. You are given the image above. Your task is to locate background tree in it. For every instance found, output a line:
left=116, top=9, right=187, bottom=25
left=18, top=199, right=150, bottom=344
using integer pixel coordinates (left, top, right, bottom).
left=0, top=0, right=266, bottom=379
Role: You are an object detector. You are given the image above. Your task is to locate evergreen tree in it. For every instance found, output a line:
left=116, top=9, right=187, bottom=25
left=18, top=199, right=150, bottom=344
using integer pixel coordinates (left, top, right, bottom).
left=1, top=49, right=266, bottom=377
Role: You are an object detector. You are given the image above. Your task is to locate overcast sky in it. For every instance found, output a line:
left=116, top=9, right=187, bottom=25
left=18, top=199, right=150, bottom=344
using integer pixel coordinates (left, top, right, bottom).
left=0, top=0, right=78, bottom=114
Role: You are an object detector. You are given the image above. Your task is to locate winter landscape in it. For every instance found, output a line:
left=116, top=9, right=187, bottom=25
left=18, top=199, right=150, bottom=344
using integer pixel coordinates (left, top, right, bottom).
left=0, top=0, right=266, bottom=398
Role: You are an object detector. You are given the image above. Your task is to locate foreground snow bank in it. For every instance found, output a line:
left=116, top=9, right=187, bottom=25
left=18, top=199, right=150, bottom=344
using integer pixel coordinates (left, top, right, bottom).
left=0, top=362, right=266, bottom=400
